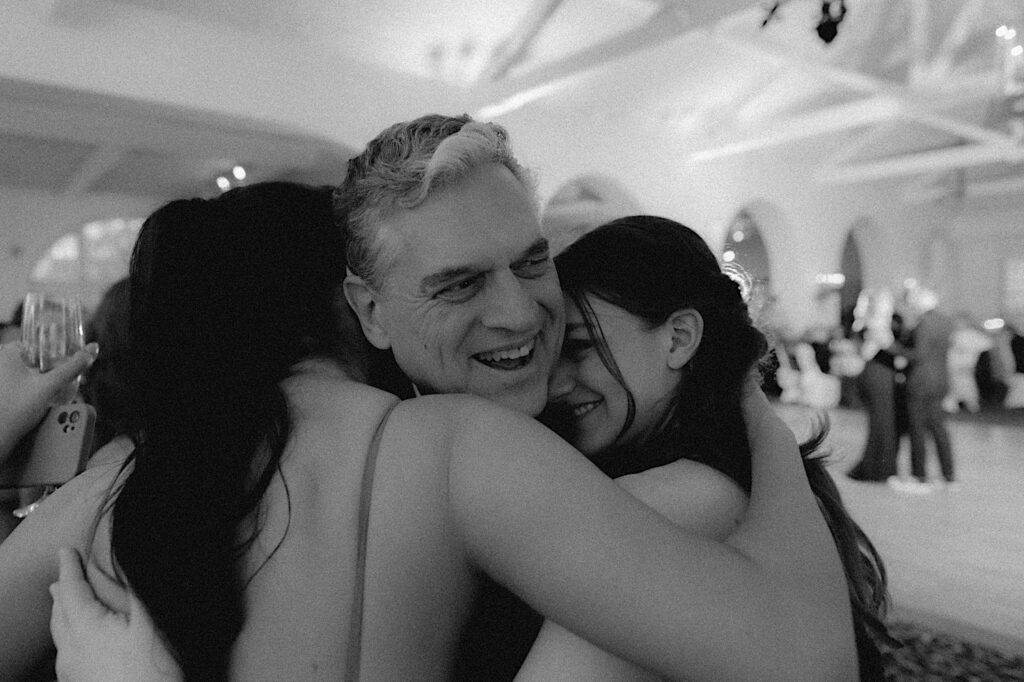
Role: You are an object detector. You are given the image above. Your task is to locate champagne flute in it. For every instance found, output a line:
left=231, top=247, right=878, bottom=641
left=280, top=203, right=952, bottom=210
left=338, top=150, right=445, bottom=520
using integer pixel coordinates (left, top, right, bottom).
left=13, top=293, right=84, bottom=517
left=21, top=292, right=85, bottom=404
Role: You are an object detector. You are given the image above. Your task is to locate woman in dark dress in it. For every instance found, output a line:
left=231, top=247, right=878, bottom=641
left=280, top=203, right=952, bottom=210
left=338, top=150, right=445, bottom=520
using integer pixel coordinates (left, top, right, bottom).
left=847, top=289, right=901, bottom=482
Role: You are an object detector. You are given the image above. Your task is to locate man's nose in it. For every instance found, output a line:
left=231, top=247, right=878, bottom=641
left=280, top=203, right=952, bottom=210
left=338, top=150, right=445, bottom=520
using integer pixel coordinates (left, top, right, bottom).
left=482, top=271, right=537, bottom=331
left=547, top=357, right=576, bottom=401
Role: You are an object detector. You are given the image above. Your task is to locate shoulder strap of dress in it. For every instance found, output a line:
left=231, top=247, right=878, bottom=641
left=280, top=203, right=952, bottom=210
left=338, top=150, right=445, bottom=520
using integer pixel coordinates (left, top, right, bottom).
left=345, top=399, right=401, bottom=682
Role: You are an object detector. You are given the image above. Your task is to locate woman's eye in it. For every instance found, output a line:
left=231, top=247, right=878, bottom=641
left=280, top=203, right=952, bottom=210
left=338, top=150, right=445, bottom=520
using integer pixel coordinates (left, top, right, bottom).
left=561, top=338, right=593, bottom=360
left=514, top=257, right=550, bottom=279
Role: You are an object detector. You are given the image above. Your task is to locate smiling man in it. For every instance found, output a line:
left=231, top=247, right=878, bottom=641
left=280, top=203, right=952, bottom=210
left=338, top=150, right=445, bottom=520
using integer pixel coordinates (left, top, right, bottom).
left=338, top=114, right=564, bottom=417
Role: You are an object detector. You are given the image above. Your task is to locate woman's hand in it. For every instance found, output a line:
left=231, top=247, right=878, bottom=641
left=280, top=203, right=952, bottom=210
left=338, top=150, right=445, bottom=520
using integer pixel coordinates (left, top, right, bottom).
left=0, top=343, right=98, bottom=462
left=49, top=547, right=183, bottom=682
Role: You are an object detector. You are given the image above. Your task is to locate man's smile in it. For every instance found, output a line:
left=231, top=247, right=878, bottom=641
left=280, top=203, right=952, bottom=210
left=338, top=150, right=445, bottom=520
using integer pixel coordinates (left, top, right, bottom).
left=473, top=336, right=537, bottom=370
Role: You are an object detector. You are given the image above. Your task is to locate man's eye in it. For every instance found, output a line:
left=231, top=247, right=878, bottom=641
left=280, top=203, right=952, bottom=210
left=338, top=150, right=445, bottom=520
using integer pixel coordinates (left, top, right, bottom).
left=514, top=257, right=551, bottom=279
left=561, top=338, right=593, bottom=360
left=437, top=276, right=483, bottom=301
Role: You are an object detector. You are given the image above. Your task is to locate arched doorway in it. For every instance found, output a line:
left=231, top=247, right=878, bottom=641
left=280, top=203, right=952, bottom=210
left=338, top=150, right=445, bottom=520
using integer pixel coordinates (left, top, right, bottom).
left=721, top=210, right=773, bottom=324
left=542, top=175, right=641, bottom=253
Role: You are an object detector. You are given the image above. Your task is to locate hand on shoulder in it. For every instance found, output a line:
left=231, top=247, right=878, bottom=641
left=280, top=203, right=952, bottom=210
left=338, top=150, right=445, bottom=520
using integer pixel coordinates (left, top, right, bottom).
left=616, top=461, right=747, bottom=539
left=50, top=548, right=182, bottom=682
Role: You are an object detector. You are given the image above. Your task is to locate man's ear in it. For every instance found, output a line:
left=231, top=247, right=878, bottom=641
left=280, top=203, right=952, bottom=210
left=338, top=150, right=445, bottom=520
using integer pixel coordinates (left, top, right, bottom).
left=666, top=308, right=703, bottom=370
left=343, top=270, right=392, bottom=351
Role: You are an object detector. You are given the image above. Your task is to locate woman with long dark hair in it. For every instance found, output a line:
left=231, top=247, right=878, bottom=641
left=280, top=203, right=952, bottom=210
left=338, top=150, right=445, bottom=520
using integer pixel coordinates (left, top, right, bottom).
left=517, top=215, right=889, bottom=680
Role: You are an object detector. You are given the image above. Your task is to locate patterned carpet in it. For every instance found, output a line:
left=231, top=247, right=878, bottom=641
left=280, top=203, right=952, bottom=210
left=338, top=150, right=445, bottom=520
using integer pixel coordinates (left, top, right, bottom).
left=883, top=621, right=1024, bottom=681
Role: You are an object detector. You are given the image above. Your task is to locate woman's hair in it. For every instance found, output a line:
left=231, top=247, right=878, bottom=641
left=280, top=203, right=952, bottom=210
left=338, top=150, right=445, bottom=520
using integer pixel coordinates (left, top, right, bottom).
left=554, top=215, right=891, bottom=671
left=81, top=277, right=138, bottom=452
left=103, top=182, right=357, bottom=680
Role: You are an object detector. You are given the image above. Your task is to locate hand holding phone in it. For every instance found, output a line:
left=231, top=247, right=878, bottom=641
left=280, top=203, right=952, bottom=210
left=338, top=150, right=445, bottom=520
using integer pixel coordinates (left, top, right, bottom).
left=0, top=402, right=96, bottom=489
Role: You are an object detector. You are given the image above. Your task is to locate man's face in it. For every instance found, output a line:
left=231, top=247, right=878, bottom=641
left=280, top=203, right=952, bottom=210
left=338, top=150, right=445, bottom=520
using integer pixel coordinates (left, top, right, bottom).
left=362, top=163, right=564, bottom=416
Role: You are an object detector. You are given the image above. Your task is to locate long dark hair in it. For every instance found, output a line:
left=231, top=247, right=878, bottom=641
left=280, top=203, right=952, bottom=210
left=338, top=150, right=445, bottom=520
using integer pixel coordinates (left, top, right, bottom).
left=82, top=278, right=138, bottom=452
left=554, top=215, right=891, bottom=671
left=104, top=182, right=353, bottom=680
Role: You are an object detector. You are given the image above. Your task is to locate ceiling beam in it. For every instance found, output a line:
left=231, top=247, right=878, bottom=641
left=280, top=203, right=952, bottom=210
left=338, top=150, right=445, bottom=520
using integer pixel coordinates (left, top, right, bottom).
left=819, top=143, right=1024, bottom=184
left=480, top=0, right=566, bottom=82
left=927, top=0, right=986, bottom=82
left=907, top=0, right=931, bottom=85
left=711, top=33, right=891, bottom=96
left=476, top=3, right=693, bottom=111
left=829, top=119, right=901, bottom=166
left=903, top=108, right=1019, bottom=146
left=688, top=96, right=901, bottom=162
left=62, top=145, right=126, bottom=196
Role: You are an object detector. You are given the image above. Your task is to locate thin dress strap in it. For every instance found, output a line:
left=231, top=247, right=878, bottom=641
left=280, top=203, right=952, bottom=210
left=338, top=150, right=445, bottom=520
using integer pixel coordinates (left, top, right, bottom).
left=345, top=401, right=400, bottom=682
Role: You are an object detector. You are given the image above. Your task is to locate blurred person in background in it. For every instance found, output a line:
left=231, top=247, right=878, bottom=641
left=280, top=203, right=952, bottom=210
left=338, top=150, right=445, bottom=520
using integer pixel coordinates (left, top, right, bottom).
left=846, top=289, right=901, bottom=482
left=943, top=313, right=992, bottom=414
left=889, top=285, right=955, bottom=492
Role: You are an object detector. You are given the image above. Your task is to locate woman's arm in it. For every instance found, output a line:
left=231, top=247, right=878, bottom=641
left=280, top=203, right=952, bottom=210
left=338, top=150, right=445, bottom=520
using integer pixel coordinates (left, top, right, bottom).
left=444, top=389, right=855, bottom=681
left=0, top=463, right=116, bottom=679
left=516, top=462, right=747, bottom=682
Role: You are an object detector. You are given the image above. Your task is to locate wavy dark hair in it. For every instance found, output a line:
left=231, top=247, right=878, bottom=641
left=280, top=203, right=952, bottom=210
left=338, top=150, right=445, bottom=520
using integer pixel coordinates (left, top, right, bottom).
left=100, top=182, right=356, bottom=681
left=81, top=277, right=138, bottom=452
left=553, top=215, right=891, bottom=677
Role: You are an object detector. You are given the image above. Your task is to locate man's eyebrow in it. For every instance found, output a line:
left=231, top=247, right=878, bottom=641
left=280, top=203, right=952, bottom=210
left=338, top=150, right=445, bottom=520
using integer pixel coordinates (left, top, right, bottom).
left=419, top=238, right=551, bottom=294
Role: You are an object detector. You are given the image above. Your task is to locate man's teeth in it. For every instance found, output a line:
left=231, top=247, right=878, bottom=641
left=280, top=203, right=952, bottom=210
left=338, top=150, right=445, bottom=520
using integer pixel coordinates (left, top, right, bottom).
left=476, top=340, right=535, bottom=363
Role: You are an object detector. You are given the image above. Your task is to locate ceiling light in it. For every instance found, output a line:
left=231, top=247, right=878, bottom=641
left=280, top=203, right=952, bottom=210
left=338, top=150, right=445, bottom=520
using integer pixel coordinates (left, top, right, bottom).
left=732, top=230, right=745, bottom=242
left=1013, top=45, right=1024, bottom=57
left=722, top=250, right=736, bottom=263
left=232, top=165, right=246, bottom=181
left=216, top=176, right=231, bottom=192
left=997, top=25, right=1008, bottom=37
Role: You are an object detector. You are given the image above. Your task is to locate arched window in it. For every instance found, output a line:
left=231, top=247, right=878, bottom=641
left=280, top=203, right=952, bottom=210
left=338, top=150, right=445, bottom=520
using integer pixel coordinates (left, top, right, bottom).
left=30, top=218, right=143, bottom=308
left=721, top=210, right=773, bottom=323
left=542, top=175, right=641, bottom=254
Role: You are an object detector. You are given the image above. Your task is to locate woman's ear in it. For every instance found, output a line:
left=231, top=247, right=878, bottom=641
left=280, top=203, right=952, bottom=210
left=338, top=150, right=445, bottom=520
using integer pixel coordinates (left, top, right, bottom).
left=666, top=308, right=703, bottom=370
left=342, top=270, right=392, bottom=351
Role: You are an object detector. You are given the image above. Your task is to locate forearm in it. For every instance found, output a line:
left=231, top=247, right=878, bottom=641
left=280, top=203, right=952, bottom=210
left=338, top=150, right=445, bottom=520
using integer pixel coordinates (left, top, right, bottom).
left=516, top=620, right=659, bottom=682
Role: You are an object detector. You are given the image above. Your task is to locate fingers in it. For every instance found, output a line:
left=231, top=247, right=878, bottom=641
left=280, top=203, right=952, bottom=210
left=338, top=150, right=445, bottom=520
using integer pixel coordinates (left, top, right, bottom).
left=56, top=547, right=105, bottom=620
left=43, top=343, right=99, bottom=393
left=49, top=581, right=66, bottom=648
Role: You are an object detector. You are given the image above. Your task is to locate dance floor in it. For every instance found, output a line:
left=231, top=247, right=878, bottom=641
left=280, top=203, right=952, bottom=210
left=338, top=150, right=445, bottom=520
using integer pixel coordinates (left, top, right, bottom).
left=776, top=403, right=1024, bottom=657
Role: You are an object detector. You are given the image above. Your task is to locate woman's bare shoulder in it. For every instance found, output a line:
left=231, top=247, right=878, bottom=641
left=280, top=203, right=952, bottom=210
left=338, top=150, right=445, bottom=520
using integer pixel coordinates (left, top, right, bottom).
left=287, top=365, right=400, bottom=418
left=386, top=393, right=550, bottom=446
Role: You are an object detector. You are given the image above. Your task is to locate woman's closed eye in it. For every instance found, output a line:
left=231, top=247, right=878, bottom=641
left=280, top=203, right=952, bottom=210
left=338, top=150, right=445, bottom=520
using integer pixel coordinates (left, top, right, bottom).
left=513, top=256, right=551, bottom=279
left=561, top=337, right=593, bottom=361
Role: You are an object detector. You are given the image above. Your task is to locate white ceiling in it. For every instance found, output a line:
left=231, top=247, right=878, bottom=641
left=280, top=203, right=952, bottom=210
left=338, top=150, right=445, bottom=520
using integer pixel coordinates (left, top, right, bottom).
left=2, top=0, right=1024, bottom=203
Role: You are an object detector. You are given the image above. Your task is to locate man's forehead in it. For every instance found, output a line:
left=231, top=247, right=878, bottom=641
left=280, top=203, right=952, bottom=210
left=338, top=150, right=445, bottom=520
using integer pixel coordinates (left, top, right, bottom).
left=387, top=215, right=543, bottom=274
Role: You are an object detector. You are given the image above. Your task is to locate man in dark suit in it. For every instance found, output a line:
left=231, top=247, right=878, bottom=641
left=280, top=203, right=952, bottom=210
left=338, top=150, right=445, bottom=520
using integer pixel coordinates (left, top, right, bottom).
left=898, top=287, right=956, bottom=490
